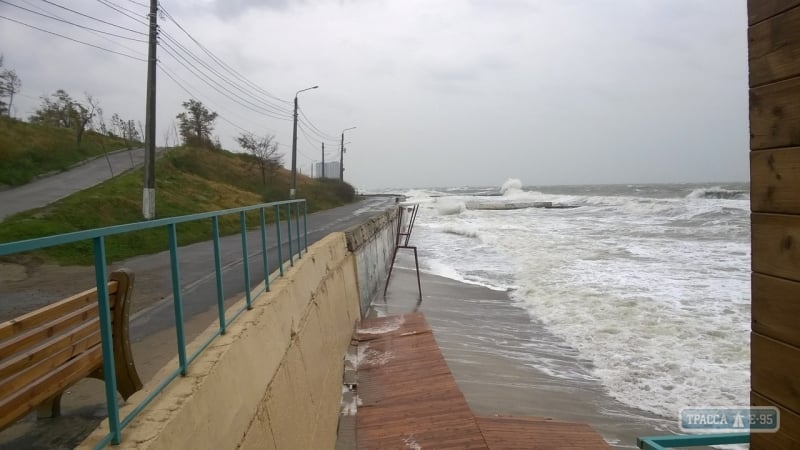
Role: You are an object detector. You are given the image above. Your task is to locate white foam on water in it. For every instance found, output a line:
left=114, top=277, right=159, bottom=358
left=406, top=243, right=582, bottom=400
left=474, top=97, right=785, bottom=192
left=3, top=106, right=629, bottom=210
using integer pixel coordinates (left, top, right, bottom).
left=404, top=183, right=751, bottom=420
left=501, top=178, right=523, bottom=195
left=434, top=197, right=466, bottom=216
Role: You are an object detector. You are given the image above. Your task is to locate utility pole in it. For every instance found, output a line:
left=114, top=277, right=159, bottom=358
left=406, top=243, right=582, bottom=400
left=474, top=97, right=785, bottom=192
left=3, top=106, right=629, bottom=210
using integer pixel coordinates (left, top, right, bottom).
left=290, top=85, right=318, bottom=199
left=340, top=126, right=356, bottom=182
left=339, top=133, right=344, bottom=181
left=142, top=0, right=158, bottom=219
left=290, top=96, right=298, bottom=198
left=321, top=142, right=325, bottom=179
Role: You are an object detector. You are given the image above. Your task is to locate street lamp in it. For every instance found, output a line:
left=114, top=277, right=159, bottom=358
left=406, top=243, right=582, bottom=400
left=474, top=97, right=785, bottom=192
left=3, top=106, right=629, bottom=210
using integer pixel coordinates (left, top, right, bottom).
left=340, top=126, right=356, bottom=182
left=290, top=85, right=318, bottom=199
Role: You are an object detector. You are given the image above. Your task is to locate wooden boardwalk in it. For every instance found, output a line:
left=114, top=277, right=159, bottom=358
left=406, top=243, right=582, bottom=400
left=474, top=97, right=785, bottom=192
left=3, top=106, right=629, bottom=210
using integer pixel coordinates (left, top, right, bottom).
left=353, top=313, right=609, bottom=449
left=477, top=416, right=611, bottom=449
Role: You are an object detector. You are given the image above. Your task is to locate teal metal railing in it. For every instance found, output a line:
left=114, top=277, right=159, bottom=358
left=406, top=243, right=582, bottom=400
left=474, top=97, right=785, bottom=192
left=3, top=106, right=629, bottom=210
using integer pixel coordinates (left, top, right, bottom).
left=0, top=199, right=308, bottom=448
left=638, top=432, right=749, bottom=449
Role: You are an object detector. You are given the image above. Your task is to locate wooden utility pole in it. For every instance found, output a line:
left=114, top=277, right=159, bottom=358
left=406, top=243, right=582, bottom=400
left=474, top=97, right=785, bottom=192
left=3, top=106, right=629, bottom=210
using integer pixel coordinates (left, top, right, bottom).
left=321, top=142, right=325, bottom=179
left=142, top=0, right=158, bottom=219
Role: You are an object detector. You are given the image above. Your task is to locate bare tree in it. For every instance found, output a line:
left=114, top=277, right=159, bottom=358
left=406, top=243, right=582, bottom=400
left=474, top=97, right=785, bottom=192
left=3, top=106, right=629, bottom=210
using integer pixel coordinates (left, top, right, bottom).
left=0, top=67, right=21, bottom=117
left=237, top=132, right=283, bottom=185
left=74, top=94, right=99, bottom=146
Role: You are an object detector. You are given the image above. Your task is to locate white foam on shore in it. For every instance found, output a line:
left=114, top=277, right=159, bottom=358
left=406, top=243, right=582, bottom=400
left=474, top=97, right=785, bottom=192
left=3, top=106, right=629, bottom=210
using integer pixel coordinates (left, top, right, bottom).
left=402, top=435, right=422, bottom=449
left=358, top=316, right=405, bottom=335
left=340, top=393, right=362, bottom=416
left=348, top=342, right=396, bottom=369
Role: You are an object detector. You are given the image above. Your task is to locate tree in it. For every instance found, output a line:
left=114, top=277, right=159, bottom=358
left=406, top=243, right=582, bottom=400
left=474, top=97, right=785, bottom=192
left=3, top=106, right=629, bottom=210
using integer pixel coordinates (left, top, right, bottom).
left=30, top=90, right=76, bottom=128
left=29, top=90, right=99, bottom=145
left=0, top=55, right=22, bottom=117
left=237, top=132, right=283, bottom=185
left=0, top=56, right=6, bottom=115
left=74, top=94, right=99, bottom=146
left=109, top=113, right=140, bottom=145
left=0, top=69, right=21, bottom=117
left=176, top=99, right=217, bottom=148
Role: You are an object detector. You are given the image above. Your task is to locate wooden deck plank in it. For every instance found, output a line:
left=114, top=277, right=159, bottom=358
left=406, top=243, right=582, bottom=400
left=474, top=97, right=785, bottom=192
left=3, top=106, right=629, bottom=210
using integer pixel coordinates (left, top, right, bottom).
left=477, top=416, right=611, bottom=449
left=355, top=314, right=487, bottom=449
left=354, top=313, right=608, bottom=450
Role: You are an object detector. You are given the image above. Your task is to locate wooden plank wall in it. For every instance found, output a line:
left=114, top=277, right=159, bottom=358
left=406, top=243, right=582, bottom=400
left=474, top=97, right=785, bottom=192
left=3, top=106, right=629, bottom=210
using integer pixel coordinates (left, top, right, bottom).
left=749, top=1, right=800, bottom=448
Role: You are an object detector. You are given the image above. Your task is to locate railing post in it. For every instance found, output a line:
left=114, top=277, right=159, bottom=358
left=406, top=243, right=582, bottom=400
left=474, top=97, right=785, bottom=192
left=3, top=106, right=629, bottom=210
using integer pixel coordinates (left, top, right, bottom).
left=295, top=200, right=302, bottom=258
left=303, top=200, right=308, bottom=252
left=92, top=237, right=122, bottom=445
left=259, top=208, right=270, bottom=291
left=274, top=205, right=283, bottom=276
left=240, top=211, right=252, bottom=310
left=287, top=203, right=294, bottom=266
left=211, top=217, right=226, bottom=334
left=167, top=224, right=188, bottom=375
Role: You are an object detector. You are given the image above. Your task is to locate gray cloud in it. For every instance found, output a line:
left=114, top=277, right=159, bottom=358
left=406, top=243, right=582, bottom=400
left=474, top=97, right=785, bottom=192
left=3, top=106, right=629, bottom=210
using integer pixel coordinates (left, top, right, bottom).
left=1, top=0, right=748, bottom=189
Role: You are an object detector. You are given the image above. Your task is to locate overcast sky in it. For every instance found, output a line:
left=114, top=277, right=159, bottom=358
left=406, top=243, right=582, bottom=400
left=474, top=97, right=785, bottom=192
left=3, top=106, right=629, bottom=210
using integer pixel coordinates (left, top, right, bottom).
left=1, top=0, right=748, bottom=190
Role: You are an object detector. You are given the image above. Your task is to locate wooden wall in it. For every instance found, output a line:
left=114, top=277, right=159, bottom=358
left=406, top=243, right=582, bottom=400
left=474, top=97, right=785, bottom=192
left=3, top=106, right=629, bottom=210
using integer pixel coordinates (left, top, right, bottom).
left=749, top=1, right=800, bottom=448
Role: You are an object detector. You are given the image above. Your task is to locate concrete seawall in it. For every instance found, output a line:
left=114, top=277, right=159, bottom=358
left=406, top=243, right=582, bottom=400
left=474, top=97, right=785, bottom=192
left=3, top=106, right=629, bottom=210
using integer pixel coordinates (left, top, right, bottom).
left=344, top=206, right=398, bottom=315
left=79, top=208, right=399, bottom=449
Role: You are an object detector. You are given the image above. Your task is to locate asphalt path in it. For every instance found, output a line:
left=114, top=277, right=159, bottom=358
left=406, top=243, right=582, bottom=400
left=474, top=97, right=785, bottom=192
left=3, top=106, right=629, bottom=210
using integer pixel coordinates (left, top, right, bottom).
left=124, top=196, right=397, bottom=340
left=0, top=147, right=150, bottom=221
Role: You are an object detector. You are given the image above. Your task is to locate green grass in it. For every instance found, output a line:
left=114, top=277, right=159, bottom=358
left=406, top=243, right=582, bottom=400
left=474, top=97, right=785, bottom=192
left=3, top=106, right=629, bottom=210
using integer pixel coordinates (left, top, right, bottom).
left=0, top=116, right=137, bottom=186
left=0, top=146, right=358, bottom=265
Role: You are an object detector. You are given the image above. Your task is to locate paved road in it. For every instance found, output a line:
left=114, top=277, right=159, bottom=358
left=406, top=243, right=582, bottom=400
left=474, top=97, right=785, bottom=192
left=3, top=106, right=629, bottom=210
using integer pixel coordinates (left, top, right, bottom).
left=0, top=147, right=149, bottom=221
left=0, top=196, right=397, bottom=449
left=120, top=196, right=397, bottom=339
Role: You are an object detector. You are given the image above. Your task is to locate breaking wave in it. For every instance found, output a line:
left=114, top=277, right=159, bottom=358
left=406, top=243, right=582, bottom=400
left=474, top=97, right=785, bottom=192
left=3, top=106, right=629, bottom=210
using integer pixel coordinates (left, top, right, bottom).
left=686, top=187, right=749, bottom=200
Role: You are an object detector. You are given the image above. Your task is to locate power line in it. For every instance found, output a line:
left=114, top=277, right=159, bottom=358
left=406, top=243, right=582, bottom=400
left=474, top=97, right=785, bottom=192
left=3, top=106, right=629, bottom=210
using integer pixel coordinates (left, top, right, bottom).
left=96, top=0, right=149, bottom=27
left=158, top=63, right=255, bottom=137
left=159, top=29, right=292, bottom=118
left=38, top=0, right=147, bottom=35
left=159, top=41, right=292, bottom=121
left=2, top=0, right=147, bottom=42
left=158, top=61, right=281, bottom=139
left=158, top=23, right=291, bottom=115
left=298, top=122, right=339, bottom=148
left=97, top=0, right=147, bottom=18
left=297, top=105, right=339, bottom=141
left=298, top=124, right=324, bottom=150
left=0, top=14, right=147, bottom=61
left=18, top=0, right=147, bottom=57
left=159, top=5, right=289, bottom=104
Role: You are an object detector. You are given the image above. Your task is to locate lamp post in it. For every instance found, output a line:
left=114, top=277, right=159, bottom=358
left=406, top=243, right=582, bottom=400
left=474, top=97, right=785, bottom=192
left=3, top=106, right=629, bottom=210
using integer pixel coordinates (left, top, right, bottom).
left=290, top=85, right=318, bottom=199
left=340, top=126, right=356, bottom=182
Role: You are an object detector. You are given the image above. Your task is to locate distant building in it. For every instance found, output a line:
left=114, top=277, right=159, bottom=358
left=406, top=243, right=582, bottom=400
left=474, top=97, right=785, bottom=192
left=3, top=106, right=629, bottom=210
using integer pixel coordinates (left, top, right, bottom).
left=314, top=161, right=340, bottom=179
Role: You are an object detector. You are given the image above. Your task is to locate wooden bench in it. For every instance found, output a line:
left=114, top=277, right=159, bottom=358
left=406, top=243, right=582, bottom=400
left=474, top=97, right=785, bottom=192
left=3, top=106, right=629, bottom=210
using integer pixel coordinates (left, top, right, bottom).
left=0, top=268, right=143, bottom=430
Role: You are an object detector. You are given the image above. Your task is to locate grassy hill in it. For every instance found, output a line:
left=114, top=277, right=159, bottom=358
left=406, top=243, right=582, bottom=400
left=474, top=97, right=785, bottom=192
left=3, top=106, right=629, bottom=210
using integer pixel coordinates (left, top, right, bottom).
left=0, top=116, right=137, bottom=187
left=0, top=145, right=357, bottom=265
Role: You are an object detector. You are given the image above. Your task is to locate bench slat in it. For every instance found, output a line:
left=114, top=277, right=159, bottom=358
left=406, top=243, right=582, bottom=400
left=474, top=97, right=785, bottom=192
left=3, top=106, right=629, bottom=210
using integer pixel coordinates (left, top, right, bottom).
left=0, top=318, right=102, bottom=392
left=0, top=281, right=118, bottom=341
left=0, top=300, right=104, bottom=361
left=0, top=345, right=103, bottom=430
left=0, top=269, right=142, bottom=432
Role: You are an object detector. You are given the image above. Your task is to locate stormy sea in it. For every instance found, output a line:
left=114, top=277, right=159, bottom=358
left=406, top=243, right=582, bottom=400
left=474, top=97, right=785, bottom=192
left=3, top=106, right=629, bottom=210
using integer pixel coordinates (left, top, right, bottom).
left=372, top=180, right=750, bottom=447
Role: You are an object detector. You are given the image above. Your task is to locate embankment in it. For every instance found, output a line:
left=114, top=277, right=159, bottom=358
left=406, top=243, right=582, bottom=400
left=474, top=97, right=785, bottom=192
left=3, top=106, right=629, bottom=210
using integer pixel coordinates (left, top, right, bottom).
left=79, top=207, right=398, bottom=449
